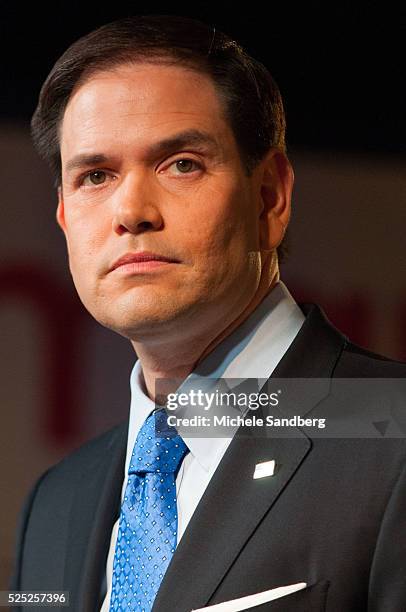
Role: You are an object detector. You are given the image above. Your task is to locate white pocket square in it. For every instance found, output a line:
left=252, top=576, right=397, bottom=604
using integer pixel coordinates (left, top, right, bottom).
left=192, top=582, right=307, bottom=611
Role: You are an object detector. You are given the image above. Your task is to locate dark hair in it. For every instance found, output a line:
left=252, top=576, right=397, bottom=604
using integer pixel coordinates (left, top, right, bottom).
left=31, top=14, right=289, bottom=261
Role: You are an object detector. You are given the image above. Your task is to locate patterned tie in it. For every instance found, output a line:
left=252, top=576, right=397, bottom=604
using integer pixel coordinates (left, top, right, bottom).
left=109, top=409, right=189, bottom=612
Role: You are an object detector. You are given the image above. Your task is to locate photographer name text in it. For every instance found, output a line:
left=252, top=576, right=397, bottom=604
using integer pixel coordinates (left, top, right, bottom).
left=166, top=414, right=326, bottom=429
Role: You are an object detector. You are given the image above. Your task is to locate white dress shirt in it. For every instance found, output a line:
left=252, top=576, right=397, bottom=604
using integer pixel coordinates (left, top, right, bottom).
left=100, top=281, right=305, bottom=611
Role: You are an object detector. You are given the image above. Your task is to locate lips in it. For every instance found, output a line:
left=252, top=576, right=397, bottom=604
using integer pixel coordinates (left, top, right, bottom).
left=110, top=251, right=179, bottom=271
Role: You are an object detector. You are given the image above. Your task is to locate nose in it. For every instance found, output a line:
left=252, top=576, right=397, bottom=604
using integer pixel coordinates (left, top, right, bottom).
left=111, top=172, right=164, bottom=235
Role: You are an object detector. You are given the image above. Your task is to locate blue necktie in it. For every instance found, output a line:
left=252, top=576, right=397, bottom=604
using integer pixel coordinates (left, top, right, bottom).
left=109, top=409, right=189, bottom=612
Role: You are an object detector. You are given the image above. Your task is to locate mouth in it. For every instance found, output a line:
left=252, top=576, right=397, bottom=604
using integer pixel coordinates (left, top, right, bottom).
left=110, top=251, right=180, bottom=274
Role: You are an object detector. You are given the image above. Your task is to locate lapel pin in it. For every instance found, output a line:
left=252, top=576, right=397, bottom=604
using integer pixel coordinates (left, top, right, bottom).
left=253, top=460, right=276, bottom=479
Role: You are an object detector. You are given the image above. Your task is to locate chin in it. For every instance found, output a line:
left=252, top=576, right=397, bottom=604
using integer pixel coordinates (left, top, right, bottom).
left=92, top=299, right=192, bottom=341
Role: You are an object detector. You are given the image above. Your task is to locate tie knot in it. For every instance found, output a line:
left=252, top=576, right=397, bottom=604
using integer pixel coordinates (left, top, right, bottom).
left=129, top=409, right=189, bottom=475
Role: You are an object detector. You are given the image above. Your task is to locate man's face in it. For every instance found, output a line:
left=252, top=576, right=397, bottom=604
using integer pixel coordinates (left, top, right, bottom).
left=57, top=62, right=266, bottom=341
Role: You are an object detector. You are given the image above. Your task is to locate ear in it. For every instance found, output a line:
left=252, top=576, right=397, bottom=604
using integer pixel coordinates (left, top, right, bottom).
left=56, top=185, right=67, bottom=234
left=257, top=149, right=293, bottom=251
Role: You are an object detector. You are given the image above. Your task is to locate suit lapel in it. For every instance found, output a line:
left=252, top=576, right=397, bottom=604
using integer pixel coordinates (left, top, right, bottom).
left=153, top=303, right=347, bottom=612
left=271, top=303, right=347, bottom=380
left=63, top=421, right=128, bottom=611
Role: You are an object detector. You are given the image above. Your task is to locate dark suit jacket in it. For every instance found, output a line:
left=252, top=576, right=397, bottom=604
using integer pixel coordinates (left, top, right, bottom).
left=10, top=304, right=406, bottom=611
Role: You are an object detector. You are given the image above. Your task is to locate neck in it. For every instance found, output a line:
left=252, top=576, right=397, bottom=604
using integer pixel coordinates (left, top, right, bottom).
left=132, top=252, right=279, bottom=401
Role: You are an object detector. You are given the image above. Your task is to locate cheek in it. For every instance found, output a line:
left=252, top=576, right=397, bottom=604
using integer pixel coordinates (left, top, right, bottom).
left=195, top=205, right=258, bottom=263
left=66, top=211, right=107, bottom=254
left=180, top=203, right=258, bottom=291
left=179, top=181, right=257, bottom=255
left=65, top=220, right=107, bottom=284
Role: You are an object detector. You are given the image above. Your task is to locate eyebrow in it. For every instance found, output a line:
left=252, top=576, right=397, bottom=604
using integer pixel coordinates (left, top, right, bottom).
left=64, top=129, right=221, bottom=175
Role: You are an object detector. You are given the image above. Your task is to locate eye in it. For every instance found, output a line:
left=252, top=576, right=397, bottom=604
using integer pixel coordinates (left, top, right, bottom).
left=82, top=170, right=107, bottom=186
left=174, top=159, right=195, bottom=173
left=168, top=158, right=201, bottom=175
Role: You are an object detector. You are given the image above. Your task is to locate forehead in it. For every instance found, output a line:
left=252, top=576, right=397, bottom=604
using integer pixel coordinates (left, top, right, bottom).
left=59, top=62, right=233, bottom=160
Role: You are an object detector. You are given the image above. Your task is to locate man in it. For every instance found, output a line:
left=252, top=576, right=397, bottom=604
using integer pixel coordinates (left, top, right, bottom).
left=11, top=14, right=406, bottom=612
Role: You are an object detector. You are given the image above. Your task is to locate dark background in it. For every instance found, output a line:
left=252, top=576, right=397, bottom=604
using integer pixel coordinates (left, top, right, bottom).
left=1, top=2, right=405, bottom=155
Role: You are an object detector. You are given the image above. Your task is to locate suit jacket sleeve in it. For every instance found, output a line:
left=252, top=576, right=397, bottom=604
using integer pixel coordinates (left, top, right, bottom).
left=9, top=468, right=52, bottom=591
left=368, top=458, right=406, bottom=611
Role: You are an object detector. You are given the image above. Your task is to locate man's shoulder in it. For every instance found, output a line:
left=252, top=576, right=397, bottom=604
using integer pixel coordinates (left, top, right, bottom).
left=336, top=339, right=406, bottom=377
left=39, top=420, right=128, bottom=490
left=280, top=301, right=406, bottom=379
